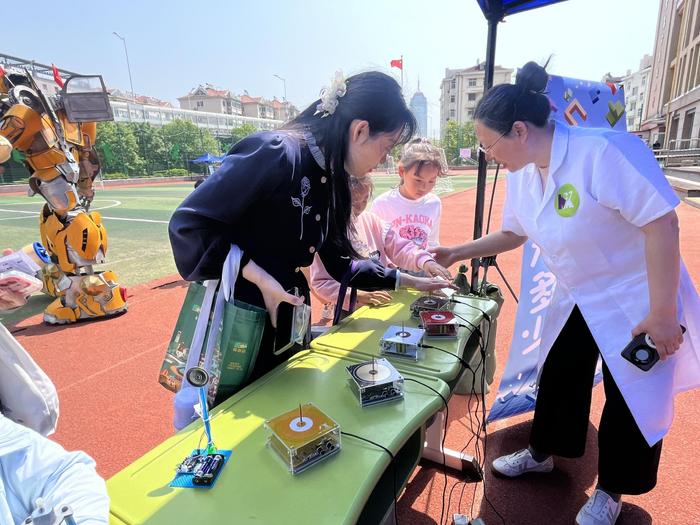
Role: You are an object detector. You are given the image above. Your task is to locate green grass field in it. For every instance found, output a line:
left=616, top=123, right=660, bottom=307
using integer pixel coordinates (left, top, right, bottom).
left=0, top=175, right=481, bottom=325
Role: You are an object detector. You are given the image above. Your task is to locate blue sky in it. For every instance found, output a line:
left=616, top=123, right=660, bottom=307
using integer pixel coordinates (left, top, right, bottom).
left=4, top=0, right=660, bottom=137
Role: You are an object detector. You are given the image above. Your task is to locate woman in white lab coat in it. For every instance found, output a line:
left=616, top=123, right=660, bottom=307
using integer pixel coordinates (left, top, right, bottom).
left=433, top=61, right=700, bottom=525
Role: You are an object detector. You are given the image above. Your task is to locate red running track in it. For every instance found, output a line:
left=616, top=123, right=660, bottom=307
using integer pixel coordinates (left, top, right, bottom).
left=10, top=177, right=700, bottom=524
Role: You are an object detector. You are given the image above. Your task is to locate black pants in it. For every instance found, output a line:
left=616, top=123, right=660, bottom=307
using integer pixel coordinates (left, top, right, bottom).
left=529, top=306, right=663, bottom=495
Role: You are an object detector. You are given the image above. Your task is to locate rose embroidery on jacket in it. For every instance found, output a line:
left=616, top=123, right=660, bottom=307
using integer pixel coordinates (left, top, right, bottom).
left=291, top=176, right=312, bottom=239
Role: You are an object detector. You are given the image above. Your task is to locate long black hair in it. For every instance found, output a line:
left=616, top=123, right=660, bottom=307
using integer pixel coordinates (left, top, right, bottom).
left=474, top=60, right=551, bottom=134
left=284, top=71, right=416, bottom=258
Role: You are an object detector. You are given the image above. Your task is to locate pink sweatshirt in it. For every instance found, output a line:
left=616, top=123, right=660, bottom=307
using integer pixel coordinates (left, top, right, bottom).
left=310, top=210, right=434, bottom=311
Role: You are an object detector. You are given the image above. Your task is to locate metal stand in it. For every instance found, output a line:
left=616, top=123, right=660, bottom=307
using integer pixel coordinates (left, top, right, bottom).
left=421, top=409, right=483, bottom=480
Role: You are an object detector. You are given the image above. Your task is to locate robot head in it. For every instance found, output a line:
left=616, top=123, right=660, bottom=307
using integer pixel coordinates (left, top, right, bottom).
left=0, top=67, right=31, bottom=95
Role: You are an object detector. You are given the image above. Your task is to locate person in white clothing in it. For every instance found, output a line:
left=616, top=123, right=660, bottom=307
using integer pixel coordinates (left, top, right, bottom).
left=0, top=414, right=109, bottom=524
left=0, top=256, right=109, bottom=524
left=371, top=137, right=447, bottom=251
left=432, top=61, right=700, bottom=525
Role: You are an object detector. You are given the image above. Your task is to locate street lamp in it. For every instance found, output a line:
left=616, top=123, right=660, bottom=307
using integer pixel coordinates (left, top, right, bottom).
left=113, top=32, right=135, bottom=103
left=273, top=74, right=287, bottom=101
left=273, top=74, right=288, bottom=120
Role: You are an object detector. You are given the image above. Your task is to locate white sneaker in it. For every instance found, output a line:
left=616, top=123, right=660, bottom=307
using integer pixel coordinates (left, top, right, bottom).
left=575, top=489, right=622, bottom=525
left=491, top=448, right=554, bottom=477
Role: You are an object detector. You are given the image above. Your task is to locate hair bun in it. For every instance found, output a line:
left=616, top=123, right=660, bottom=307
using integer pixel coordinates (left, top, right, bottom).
left=515, top=61, right=549, bottom=94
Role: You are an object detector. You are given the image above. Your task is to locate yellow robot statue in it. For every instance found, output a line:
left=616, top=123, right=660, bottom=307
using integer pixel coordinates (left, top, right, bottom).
left=0, top=67, right=127, bottom=324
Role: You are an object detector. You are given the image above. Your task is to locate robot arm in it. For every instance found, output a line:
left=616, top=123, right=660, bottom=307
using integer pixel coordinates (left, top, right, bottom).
left=0, top=77, right=81, bottom=215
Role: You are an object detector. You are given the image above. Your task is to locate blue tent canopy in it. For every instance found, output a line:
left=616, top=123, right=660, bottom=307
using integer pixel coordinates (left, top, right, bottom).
left=476, top=0, right=568, bottom=19
left=191, top=153, right=224, bottom=164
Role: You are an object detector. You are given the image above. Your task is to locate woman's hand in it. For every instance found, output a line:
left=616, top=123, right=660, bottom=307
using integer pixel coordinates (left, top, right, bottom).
left=423, top=260, right=452, bottom=280
left=632, top=313, right=684, bottom=360
left=429, top=246, right=458, bottom=268
left=242, top=259, right=303, bottom=328
left=357, top=290, right=392, bottom=306
left=400, top=273, right=456, bottom=293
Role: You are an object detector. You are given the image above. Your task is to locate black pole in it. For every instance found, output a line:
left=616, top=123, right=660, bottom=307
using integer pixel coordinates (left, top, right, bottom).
left=470, top=15, right=499, bottom=294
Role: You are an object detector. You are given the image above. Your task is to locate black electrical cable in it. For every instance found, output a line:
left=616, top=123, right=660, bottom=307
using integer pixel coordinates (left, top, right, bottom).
left=477, top=347, right=506, bottom=525
left=476, top=161, right=519, bottom=303
left=341, top=431, right=398, bottom=525
left=448, top=306, right=507, bottom=523
left=420, top=333, right=484, bottom=520
left=419, top=343, right=472, bottom=369
left=485, top=163, right=500, bottom=236
left=404, top=377, right=450, bottom=525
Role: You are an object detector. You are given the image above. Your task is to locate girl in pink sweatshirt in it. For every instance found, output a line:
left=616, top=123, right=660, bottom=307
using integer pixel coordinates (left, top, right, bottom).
left=310, top=174, right=450, bottom=320
left=370, top=138, right=448, bottom=250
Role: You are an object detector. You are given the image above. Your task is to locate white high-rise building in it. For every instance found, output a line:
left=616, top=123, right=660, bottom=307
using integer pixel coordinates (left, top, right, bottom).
left=439, top=61, right=513, bottom=139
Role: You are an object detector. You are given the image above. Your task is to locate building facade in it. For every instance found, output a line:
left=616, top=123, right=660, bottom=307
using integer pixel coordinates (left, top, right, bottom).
left=643, top=0, right=700, bottom=149
left=178, top=84, right=243, bottom=116
left=439, top=62, right=513, bottom=138
left=110, top=101, right=281, bottom=137
left=621, top=55, right=653, bottom=133
left=271, top=98, right=300, bottom=122
left=109, top=88, right=173, bottom=107
left=239, top=95, right=274, bottom=119
left=409, top=82, right=428, bottom=139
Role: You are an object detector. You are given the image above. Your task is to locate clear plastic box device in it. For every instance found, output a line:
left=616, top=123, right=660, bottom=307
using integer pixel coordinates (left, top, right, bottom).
left=265, top=403, right=341, bottom=474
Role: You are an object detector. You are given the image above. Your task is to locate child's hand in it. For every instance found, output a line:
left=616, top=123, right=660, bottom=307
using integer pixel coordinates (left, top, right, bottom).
left=357, top=290, right=392, bottom=306
left=423, top=260, right=452, bottom=280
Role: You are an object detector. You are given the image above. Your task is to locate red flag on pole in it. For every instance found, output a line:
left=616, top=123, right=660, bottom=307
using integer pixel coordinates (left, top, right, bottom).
left=390, top=58, right=403, bottom=70
left=51, top=64, right=64, bottom=88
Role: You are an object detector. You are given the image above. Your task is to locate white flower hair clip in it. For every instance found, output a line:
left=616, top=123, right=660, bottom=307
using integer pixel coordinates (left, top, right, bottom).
left=314, top=70, right=347, bottom=118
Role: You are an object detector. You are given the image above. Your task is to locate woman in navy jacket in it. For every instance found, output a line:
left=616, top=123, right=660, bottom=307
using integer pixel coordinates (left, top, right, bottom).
left=169, top=71, right=449, bottom=398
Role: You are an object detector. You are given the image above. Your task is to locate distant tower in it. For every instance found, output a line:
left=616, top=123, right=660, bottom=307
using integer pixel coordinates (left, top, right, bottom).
left=409, top=78, right=428, bottom=138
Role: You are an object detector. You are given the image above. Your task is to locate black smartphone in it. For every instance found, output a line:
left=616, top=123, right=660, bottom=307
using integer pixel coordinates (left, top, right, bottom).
left=273, top=299, right=296, bottom=355
left=273, top=287, right=311, bottom=355
left=621, top=325, right=686, bottom=371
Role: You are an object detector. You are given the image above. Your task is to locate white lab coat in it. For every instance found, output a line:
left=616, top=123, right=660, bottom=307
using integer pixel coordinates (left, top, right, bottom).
left=0, top=414, right=109, bottom=524
left=502, top=120, right=700, bottom=446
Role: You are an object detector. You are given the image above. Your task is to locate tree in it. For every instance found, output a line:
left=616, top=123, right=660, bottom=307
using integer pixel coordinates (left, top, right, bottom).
left=95, top=121, right=143, bottom=175
left=231, top=123, right=258, bottom=147
left=461, top=121, right=477, bottom=153
left=442, top=120, right=478, bottom=165
left=389, top=143, right=404, bottom=164
left=160, top=120, right=221, bottom=171
left=128, top=123, right=169, bottom=173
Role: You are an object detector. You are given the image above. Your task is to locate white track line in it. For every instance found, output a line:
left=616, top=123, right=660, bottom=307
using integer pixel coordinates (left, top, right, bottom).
left=0, top=200, right=171, bottom=224
left=0, top=199, right=122, bottom=210
left=100, top=216, right=169, bottom=224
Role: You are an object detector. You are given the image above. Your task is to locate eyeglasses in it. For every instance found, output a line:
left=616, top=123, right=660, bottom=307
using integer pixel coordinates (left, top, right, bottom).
left=477, top=130, right=509, bottom=156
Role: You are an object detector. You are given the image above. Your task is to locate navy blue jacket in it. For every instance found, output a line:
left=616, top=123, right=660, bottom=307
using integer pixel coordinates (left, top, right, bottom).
left=168, top=131, right=397, bottom=308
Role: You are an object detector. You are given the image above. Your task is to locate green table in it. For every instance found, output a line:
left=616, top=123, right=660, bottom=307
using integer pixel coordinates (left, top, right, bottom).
left=311, top=289, right=501, bottom=475
left=311, top=290, right=499, bottom=388
left=108, top=350, right=449, bottom=525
